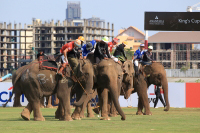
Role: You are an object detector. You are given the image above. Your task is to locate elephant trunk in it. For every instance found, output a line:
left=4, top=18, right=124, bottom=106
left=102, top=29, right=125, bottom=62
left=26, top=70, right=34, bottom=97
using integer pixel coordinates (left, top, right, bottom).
left=124, top=88, right=134, bottom=99
left=73, top=90, right=96, bottom=107
left=161, top=77, right=170, bottom=111
left=110, top=88, right=126, bottom=120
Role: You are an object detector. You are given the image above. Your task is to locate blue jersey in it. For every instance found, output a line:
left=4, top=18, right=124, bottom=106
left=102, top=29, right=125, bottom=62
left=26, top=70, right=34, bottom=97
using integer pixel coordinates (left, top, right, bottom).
left=134, top=49, right=145, bottom=60
left=81, top=40, right=96, bottom=57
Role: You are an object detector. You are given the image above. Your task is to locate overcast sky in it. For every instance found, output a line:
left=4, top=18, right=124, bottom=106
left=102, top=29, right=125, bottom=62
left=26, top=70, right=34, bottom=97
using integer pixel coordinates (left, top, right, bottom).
left=1, top=0, right=200, bottom=36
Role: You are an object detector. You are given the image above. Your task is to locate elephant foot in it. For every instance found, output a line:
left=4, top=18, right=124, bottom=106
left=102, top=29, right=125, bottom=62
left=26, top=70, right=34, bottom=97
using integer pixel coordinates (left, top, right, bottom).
left=21, top=108, right=31, bottom=121
left=46, top=104, right=53, bottom=108
left=136, top=111, right=144, bottom=115
left=144, top=112, right=152, bottom=115
left=55, top=112, right=63, bottom=119
left=60, top=116, right=73, bottom=121
left=93, top=107, right=100, bottom=114
left=100, top=117, right=111, bottom=120
left=40, top=105, right=45, bottom=108
left=87, top=113, right=95, bottom=118
left=80, top=114, right=85, bottom=118
left=72, top=116, right=81, bottom=120
left=34, top=116, right=45, bottom=121
left=13, top=104, right=22, bottom=107
left=109, top=113, right=118, bottom=117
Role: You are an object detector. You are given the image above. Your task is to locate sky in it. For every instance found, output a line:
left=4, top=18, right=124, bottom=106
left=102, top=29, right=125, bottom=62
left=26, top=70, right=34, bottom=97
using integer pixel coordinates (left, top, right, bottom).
left=1, top=0, right=200, bottom=36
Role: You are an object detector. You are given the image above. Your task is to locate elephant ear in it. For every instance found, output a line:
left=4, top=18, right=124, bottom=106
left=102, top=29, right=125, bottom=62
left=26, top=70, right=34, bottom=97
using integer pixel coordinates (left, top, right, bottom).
left=143, top=65, right=152, bottom=76
left=77, top=61, right=83, bottom=77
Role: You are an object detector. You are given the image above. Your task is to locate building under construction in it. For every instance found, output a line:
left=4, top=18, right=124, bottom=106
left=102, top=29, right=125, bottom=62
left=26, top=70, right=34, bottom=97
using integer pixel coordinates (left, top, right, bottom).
left=0, top=19, right=114, bottom=76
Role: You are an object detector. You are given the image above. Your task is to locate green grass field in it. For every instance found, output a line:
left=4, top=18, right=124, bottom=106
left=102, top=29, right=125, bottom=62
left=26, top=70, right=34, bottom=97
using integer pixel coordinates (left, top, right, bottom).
left=0, top=107, right=200, bottom=133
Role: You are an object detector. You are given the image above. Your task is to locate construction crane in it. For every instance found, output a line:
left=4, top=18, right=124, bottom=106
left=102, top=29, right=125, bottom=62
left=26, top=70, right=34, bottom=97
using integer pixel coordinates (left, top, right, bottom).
left=187, top=2, right=200, bottom=12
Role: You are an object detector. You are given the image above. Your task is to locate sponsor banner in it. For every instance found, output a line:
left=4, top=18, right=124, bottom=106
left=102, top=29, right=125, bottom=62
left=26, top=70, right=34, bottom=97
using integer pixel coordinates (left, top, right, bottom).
left=119, top=83, right=186, bottom=108
left=145, top=12, right=200, bottom=31
left=0, top=82, right=28, bottom=107
left=186, top=83, right=200, bottom=108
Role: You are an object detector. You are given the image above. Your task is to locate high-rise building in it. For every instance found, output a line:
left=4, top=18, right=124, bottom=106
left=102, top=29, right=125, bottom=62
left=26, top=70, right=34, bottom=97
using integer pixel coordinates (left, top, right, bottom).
left=66, top=1, right=81, bottom=20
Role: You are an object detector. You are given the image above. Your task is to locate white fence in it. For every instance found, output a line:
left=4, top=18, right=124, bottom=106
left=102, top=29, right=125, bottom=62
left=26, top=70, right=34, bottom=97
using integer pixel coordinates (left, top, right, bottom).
left=165, top=69, right=200, bottom=77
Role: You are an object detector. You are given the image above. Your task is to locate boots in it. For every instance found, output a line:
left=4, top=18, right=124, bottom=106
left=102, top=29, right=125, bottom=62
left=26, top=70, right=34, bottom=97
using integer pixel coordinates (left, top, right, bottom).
left=57, top=63, right=67, bottom=77
left=57, top=66, right=64, bottom=77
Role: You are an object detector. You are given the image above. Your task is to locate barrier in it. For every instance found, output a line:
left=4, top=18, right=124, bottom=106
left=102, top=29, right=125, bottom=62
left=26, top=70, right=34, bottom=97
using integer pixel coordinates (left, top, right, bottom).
left=119, top=83, right=186, bottom=108
left=0, top=82, right=28, bottom=107
left=186, top=83, right=200, bottom=108
left=1, top=82, right=200, bottom=108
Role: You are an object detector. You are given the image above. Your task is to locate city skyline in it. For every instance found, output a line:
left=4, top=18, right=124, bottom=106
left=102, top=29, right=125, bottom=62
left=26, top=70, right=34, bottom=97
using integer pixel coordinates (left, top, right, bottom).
left=1, top=0, right=199, bottom=36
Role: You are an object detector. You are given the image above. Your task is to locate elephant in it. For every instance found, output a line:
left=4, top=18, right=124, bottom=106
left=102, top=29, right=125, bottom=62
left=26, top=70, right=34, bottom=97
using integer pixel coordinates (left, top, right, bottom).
left=141, top=62, right=170, bottom=111
left=120, top=62, right=169, bottom=115
left=108, top=60, right=134, bottom=117
left=55, top=59, right=96, bottom=120
left=4, top=59, right=95, bottom=121
left=94, top=59, right=126, bottom=120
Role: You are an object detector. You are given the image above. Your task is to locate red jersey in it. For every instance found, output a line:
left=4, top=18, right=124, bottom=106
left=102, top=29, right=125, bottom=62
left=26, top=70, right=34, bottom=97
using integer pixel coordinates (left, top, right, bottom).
left=60, top=41, right=75, bottom=54
left=107, top=42, right=114, bottom=53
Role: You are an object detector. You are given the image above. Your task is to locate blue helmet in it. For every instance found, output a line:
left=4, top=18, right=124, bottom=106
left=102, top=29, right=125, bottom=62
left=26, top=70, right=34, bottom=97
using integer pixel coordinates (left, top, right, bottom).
left=90, top=40, right=96, bottom=46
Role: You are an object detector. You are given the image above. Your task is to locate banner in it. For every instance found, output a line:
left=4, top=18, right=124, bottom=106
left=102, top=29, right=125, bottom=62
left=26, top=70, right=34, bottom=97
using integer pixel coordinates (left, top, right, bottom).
left=119, top=83, right=186, bottom=108
left=144, top=12, right=200, bottom=31
left=0, top=82, right=28, bottom=107
left=186, top=83, right=200, bottom=108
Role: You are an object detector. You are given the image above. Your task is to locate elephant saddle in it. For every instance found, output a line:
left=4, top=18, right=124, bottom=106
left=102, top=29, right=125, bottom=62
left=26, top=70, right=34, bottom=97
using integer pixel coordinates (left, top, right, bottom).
left=39, top=60, right=58, bottom=72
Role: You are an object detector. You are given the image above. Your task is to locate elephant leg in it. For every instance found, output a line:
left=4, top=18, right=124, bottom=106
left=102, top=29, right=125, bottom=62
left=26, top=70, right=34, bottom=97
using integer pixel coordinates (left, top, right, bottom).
left=55, top=103, right=64, bottom=119
left=21, top=103, right=32, bottom=120
left=100, top=89, right=110, bottom=120
left=139, top=89, right=152, bottom=115
left=110, top=100, right=118, bottom=117
left=87, top=102, right=94, bottom=118
left=59, top=95, right=72, bottom=121
left=71, top=88, right=82, bottom=120
left=13, top=92, right=22, bottom=107
left=136, top=97, right=144, bottom=115
left=54, top=94, right=59, bottom=105
left=40, top=97, right=45, bottom=108
left=46, top=96, right=53, bottom=108
left=71, top=106, right=82, bottom=120
left=32, top=101, right=45, bottom=121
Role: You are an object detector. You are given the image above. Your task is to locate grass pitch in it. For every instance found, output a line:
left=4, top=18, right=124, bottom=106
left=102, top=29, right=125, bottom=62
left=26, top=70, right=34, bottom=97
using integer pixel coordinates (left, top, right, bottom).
left=0, top=107, right=200, bottom=133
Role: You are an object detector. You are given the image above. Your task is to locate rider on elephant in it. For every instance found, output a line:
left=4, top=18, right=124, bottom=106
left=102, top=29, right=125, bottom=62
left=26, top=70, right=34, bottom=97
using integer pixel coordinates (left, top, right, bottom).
left=94, top=36, right=111, bottom=64
left=107, top=38, right=119, bottom=53
left=133, top=43, right=145, bottom=77
left=81, top=40, right=96, bottom=59
left=37, top=49, right=45, bottom=61
left=112, top=41, right=128, bottom=63
left=141, top=45, right=155, bottom=65
left=57, top=39, right=82, bottom=81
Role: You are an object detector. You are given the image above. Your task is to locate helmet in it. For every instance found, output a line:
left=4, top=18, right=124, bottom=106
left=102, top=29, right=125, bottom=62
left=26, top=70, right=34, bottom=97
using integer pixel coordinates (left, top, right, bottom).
left=74, top=39, right=82, bottom=48
left=78, top=36, right=84, bottom=42
left=113, top=38, right=119, bottom=43
left=102, top=36, right=109, bottom=43
left=86, top=42, right=93, bottom=51
left=140, top=44, right=145, bottom=47
left=148, top=45, right=153, bottom=50
left=122, top=41, right=128, bottom=46
left=90, top=40, right=96, bottom=46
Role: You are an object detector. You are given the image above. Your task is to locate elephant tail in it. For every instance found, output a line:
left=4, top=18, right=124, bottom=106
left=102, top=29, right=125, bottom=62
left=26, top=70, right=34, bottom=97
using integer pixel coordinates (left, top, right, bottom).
left=2, top=87, right=14, bottom=107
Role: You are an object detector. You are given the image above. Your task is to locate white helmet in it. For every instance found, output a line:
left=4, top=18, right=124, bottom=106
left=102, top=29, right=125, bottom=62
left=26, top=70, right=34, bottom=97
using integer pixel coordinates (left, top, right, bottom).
left=140, top=44, right=145, bottom=47
left=148, top=46, right=153, bottom=50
